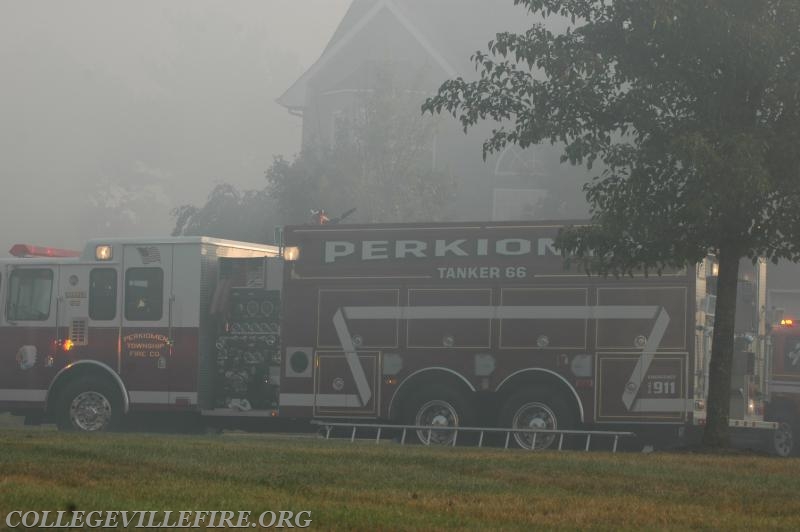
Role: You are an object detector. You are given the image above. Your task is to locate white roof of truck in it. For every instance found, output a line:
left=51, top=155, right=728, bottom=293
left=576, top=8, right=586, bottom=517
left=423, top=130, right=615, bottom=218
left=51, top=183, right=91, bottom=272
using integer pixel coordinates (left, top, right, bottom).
left=1, top=236, right=279, bottom=263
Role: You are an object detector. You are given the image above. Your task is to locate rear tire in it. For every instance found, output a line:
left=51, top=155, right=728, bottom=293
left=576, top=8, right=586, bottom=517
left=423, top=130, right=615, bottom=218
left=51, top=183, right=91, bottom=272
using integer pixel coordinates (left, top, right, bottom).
left=403, top=387, right=474, bottom=445
left=56, top=378, right=122, bottom=432
left=770, top=413, right=797, bottom=457
left=499, top=388, right=577, bottom=450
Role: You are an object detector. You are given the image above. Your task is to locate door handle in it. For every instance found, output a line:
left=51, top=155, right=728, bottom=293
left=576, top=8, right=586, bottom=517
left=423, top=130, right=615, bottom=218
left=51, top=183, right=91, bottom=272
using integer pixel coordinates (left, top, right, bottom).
left=167, top=294, right=176, bottom=352
left=54, top=296, right=63, bottom=353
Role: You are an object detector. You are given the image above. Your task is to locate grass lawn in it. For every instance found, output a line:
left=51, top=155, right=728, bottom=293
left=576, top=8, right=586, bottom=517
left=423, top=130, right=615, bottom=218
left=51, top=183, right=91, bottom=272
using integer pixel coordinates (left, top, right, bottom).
left=1, top=426, right=799, bottom=530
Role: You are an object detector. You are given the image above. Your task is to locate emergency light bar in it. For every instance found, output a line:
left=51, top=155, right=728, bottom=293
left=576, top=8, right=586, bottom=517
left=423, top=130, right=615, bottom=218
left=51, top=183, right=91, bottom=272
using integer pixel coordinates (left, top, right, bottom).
left=9, top=244, right=80, bottom=258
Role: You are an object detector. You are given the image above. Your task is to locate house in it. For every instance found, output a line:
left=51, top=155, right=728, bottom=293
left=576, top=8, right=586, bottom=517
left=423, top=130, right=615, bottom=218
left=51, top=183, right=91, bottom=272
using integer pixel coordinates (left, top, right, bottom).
left=277, top=0, right=590, bottom=222
left=278, top=0, right=800, bottom=304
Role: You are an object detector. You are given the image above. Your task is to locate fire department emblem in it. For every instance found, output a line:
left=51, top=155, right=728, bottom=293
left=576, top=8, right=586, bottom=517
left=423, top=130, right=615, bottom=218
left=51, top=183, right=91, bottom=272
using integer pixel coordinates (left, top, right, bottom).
left=788, top=342, right=800, bottom=368
left=16, top=346, right=37, bottom=371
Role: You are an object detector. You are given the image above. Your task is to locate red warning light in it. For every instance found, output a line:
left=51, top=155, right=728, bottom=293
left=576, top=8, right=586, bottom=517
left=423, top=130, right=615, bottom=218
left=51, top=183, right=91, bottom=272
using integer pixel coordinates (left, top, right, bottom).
left=9, top=244, right=80, bottom=258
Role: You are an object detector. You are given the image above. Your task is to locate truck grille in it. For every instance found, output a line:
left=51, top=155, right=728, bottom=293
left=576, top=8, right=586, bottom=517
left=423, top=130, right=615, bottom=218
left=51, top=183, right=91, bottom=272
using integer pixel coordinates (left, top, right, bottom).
left=70, top=319, right=88, bottom=346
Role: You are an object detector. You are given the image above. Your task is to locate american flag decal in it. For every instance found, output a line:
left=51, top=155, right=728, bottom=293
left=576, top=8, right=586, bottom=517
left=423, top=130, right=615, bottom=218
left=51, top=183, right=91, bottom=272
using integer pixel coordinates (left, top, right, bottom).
left=137, top=246, right=161, bottom=264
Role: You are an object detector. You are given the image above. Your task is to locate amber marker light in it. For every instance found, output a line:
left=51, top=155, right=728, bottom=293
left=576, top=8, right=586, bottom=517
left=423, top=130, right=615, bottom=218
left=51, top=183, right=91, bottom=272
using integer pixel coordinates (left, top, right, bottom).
left=282, top=246, right=300, bottom=261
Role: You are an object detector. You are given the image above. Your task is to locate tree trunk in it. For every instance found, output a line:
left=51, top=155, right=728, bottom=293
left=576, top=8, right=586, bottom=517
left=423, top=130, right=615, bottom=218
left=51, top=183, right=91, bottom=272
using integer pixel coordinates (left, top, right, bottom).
left=702, top=245, right=741, bottom=448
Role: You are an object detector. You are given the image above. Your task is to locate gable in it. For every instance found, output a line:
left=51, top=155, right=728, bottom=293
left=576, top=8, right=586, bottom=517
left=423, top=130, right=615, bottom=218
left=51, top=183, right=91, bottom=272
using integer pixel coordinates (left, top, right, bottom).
left=277, top=0, right=532, bottom=111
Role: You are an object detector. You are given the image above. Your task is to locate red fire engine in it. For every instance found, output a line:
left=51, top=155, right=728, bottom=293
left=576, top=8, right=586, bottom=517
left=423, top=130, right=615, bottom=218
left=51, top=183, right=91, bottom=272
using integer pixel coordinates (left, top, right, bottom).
left=0, top=238, right=281, bottom=430
left=0, top=222, right=781, bottom=452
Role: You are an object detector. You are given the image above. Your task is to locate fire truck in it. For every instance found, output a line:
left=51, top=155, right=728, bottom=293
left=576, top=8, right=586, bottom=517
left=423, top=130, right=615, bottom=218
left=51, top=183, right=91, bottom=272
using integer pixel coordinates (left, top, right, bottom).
left=0, top=221, right=780, bottom=452
left=0, top=239, right=282, bottom=431
left=766, top=318, right=800, bottom=456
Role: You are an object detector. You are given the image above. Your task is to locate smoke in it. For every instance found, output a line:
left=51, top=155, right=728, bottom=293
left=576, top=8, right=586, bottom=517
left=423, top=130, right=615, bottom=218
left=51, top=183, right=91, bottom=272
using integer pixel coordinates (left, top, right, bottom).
left=0, top=0, right=350, bottom=255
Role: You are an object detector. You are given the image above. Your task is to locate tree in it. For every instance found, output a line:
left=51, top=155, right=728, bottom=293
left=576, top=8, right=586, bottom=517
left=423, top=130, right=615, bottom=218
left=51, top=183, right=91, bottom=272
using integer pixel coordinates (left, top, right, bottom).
left=78, top=176, right=172, bottom=238
left=172, top=184, right=277, bottom=243
left=176, top=66, right=457, bottom=239
left=269, top=67, right=456, bottom=224
left=423, top=0, right=800, bottom=448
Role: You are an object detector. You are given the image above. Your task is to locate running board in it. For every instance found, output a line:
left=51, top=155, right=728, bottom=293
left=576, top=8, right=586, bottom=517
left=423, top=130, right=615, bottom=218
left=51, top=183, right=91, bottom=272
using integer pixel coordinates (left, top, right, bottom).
left=311, top=421, right=635, bottom=453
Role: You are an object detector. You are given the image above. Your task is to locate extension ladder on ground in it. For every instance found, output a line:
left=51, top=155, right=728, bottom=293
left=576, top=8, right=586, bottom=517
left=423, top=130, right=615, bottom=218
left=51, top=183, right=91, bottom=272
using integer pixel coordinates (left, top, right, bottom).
left=311, top=421, right=636, bottom=453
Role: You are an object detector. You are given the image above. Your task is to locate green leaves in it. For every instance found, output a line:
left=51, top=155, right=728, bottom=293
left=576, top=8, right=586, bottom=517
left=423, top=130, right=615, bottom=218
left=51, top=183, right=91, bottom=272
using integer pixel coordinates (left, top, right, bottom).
left=171, top=184, right=276, bottom=243
left=270, top=65, right=457, bottom=225
left=424, top=0, right=800, bottom=272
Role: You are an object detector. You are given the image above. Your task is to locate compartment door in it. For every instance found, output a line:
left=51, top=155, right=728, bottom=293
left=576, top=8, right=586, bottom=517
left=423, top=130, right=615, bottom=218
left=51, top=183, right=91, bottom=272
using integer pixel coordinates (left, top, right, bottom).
left=596, top=352, right=688, bottom=422
left=313, top=350, right=380, bottom=417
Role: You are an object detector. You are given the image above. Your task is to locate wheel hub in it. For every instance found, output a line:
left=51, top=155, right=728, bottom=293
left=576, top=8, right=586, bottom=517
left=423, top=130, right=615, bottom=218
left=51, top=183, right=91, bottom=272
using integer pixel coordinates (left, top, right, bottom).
left=528, top=416, right=548, bottom=430
left=415, top=400, right=459, bottom=445
left=70, top=391, right=112, bottom=432
left=431, top=414, right=450, bottom=427
left=512, top=402, right=557, bottom=450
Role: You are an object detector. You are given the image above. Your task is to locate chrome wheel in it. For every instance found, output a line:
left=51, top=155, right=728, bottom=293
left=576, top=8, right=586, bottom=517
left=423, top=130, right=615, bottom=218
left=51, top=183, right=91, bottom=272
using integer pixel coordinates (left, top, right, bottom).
left=69, top=391, right=113, bottom=432
left=415, top=399, right=459, bottom=445
left=511, top=401, right=557, bottom=449
left=773, top=421, right=794, bottom=457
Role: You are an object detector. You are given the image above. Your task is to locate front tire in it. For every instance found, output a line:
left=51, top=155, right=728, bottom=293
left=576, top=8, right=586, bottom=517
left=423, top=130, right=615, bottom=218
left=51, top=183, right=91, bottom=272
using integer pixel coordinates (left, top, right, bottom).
left=500, top=388, right=577, bottom=450
left=57, top=378, right=122, bottom=432
left=403, top=387, right=474, bottom=445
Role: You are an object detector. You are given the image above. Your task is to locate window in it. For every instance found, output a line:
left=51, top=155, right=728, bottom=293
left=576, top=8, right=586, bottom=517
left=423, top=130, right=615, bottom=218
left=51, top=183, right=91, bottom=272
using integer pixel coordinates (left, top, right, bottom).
left=124, top=268, right=163, bottom=321
left=7, top=269, right=54, bottom=321
left=90, top=268, right=117, bottom=321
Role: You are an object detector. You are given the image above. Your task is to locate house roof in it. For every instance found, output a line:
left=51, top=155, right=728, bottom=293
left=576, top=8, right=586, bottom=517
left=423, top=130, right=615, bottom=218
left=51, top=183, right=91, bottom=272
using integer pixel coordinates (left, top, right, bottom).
left=277, top=0, right=537, bottom=111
